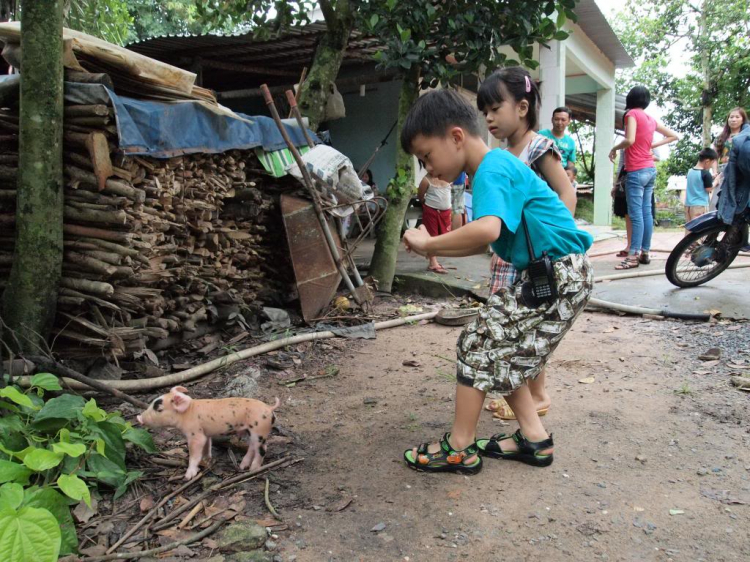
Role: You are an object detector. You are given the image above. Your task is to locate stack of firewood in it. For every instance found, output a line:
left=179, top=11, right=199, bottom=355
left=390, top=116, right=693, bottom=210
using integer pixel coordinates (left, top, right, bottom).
left=0, top=96, right=299, bottom=359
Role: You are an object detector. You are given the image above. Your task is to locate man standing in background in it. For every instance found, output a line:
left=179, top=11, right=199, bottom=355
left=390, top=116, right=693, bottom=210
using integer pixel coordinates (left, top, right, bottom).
left=539, top=107, right=577, bottom=169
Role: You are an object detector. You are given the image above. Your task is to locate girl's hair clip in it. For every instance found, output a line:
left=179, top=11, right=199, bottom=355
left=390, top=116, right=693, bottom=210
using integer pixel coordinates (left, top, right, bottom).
left=525, top=76, right=532, bottom=93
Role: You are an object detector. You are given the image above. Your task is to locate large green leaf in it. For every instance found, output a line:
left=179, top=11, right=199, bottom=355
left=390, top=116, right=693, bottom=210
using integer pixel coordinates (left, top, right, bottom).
left=23, top=487, right=78, bottom=555
left=23, top=449, right=64, bottom=472
left=33, top=394, right=86, bottom=424
left=85, top=453, right=125, bottom=488
left=0, top=415, right=24, bottom=433
left=82, top=399, right=107, bottom=422
left=51, top=442, right=87, bottom=458
left=91, top=422, right=126, bottom=468
left=123, top=426, right=156, bottom=453
left=0, top=506, right=61, bottom=562
left=57, top=474, right=91, bottom=508
left=114, top=470, right=143, bottom=500
left=0, top=483, right=23, bottom=511
left=0, top=387, right=35, bottom=410
left=0, top=461, right=31, bottom=485
left=29, top=374, right=62, bottom=393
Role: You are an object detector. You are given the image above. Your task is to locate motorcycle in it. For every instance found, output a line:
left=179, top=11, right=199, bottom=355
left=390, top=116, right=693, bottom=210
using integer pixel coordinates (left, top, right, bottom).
left=665, top=208, right=749, bottom=288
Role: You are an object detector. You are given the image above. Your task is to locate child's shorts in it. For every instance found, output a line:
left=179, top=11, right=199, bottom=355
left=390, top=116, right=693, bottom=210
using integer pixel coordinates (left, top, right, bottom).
left=422, top=205, right=452, bottom=236
left=456, top=254, right=593, bottom=394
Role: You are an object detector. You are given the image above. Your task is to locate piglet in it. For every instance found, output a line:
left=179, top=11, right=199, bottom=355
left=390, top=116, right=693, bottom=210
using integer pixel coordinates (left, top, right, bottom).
left=137, top=386, right=280, bottom=480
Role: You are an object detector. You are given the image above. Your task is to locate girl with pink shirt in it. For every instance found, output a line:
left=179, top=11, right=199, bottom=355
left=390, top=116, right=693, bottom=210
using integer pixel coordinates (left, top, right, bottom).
left=608, top=86, right=678, bottom=269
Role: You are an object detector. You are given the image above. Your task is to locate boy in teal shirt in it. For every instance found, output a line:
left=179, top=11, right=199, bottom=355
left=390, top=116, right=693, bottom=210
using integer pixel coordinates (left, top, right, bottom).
left=685, top=148, right=717, bottom=228
left=539, top=107, right=577, bottom=169
left=401, top=90, right=593, bottom=474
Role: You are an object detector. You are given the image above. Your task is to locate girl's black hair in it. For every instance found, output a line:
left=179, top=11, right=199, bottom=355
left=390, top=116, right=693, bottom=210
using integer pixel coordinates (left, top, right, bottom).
left=400, top=89, right=481, bottom=153
left=477, top=67, right=542, bottom=131
left=625, top=86, right=650, bottom=111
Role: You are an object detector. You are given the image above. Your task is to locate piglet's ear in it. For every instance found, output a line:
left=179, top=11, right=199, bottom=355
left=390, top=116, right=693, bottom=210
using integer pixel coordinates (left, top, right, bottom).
left=171, top=391, right=192, bottom=413
left=171, top=386, right=189, bottom=394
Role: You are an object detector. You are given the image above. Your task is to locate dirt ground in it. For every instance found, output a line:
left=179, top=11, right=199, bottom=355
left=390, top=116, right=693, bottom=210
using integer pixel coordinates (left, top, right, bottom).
left=256, top=306, right=750, bottom=562
left=98, top=299, right=750, bottom=562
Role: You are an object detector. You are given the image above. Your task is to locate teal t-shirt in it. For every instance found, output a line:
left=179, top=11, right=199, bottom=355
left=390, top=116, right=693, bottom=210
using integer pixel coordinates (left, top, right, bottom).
left=472, top=149, right=593, bottom=270
left=538, top=129, right=576, bottom=168
left=685, top=168, right=712, bottom=207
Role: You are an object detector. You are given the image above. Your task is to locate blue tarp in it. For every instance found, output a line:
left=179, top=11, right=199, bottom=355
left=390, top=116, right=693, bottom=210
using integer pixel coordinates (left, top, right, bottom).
left=0, top=76, right=317, bottom=159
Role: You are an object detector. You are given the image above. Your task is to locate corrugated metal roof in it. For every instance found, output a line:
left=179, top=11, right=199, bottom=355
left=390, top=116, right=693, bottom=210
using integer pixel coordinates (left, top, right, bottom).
left=575, top=0, right=634, bottom=68
left=567, top=92, right=628, bottom=129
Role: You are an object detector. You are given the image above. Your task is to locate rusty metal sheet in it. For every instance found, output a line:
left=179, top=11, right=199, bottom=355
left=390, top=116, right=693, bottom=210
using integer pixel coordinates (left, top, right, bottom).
left=281, top=194, right=343, bottom=322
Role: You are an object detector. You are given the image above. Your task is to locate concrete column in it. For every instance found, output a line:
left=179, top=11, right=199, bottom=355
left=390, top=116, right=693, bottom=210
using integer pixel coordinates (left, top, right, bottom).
left=538, top=41, right=566, bottom=131
left=594, top=87, right=615, bottom=226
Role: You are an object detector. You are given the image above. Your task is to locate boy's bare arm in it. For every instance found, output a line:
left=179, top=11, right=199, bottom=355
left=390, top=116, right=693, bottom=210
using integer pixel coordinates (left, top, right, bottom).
left=403, top=216, right=501, bottom=257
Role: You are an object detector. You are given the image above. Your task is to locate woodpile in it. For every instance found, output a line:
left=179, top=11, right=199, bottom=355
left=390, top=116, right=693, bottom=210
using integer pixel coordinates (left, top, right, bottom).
left=0, top=94, right=300, bottom=359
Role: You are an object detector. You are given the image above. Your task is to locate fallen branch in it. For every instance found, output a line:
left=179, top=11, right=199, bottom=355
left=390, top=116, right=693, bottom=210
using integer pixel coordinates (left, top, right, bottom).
left=264, top=477, right=281, bottom=520
left=15, top=312, right=439, bottom=392
left=177, top=501, right=204, bottom=529
left=730, top=376, right=750, bottom=390
left=151, top=456, right=292, bottom=531
left=105, top=470, right=207, bottom=554
left=26, top=356, right=149, bottom=409
left=81, top=519, right=224, bottom=562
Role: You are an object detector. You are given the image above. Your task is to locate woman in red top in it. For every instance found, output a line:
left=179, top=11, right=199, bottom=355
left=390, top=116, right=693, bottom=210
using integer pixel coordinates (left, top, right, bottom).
left=609, top=86, right=678, bottom=269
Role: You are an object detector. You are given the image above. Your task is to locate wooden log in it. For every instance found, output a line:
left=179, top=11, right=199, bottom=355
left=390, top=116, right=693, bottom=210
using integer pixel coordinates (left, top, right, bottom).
left=0, top=74, right=20, bottom=107
left=64, top=104, right=111, bottom=118
left=59, top=276, right=114, bottom=296
left=65, top=251, right=118, bottom=276
left=63, top=223, right=132, bottom=243
left=59, top=287, right=120, bottom=311
left=64, top=70, right=115, bottom=90
left=65, top=116, right=110, bottom=128
left=80, top=249, right=123, bottom=265
left=66, top=165, right=144, bottom=202
left=64, top=205, right=128, bottom=225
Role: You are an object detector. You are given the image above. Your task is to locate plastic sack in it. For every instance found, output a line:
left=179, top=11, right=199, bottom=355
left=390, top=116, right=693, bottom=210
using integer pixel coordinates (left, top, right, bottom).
left=286, top=144, right=372, bottom=216
left=325, top=83, right=346, bottom=121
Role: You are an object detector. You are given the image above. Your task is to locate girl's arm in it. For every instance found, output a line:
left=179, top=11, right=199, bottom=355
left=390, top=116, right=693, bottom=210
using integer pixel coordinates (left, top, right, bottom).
left=537, top=153, right=577, bottom=215
left=417, top=177, right=429, bottom=203
left=652, top=122, right=679, bottom=149
left=609, top=116, right=637, bottom=161
left=403, top=216, right=501, bottom=258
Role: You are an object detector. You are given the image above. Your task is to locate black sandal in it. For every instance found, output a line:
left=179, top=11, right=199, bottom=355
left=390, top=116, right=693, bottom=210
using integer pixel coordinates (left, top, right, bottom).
left=639, top=251, right=651, bottom=265
left=404, top=433, right=483, bottom=475
left=476, top=429, right=554, bottom=467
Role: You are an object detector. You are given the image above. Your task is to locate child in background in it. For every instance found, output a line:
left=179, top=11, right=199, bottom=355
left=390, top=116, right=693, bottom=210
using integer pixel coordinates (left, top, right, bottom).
left=417, top=173, right=453, bottom=274
left=480, top=67, right=577, bottom=422
left=566, top=164, right=579, bottom=191
left=401, top=89, right=593, bottom=474
left=685, top=148, right=718, bottom=229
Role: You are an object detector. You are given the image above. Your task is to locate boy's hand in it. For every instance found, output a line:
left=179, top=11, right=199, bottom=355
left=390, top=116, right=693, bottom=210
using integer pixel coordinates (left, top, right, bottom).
left=403, top=225, right=431, bottom=257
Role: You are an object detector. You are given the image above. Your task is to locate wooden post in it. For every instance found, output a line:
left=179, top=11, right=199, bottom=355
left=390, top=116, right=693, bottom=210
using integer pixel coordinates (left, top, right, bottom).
left=1, top=0, right=64, bottom=352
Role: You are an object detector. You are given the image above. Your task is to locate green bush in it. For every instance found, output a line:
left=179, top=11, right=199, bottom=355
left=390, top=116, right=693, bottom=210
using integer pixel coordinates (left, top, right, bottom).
left=0, top=374, right=156, bottom=559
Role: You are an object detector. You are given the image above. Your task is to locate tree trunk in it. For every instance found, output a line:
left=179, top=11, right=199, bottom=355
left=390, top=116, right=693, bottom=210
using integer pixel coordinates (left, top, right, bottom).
left=297, top=0, right=353, bottom=131
left=368, top=67, right=421, bottom=292
left=2, top=0, right=64, bottom=352
left=699, top=1, right=713, bottom=148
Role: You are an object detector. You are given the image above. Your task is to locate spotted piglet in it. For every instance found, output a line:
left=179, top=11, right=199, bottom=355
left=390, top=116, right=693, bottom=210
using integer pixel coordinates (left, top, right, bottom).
left=137, top=386, right=280, bottom=480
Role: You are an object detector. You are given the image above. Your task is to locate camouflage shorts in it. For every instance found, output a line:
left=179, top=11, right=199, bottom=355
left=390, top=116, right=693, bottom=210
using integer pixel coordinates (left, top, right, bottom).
left=456, top=254, right=593, bottom=394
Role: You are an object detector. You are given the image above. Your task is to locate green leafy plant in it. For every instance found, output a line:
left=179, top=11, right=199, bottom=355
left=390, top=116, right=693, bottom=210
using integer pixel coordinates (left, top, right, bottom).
left=0, top=373, right=156, bottom=557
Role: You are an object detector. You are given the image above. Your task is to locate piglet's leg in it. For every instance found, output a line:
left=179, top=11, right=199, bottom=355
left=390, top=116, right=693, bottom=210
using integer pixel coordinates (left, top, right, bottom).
left=203, top=437, right=213, bottom=459
left=185, top=433, right=207, bottom=480
left=239, top=432, right=258, bottom=471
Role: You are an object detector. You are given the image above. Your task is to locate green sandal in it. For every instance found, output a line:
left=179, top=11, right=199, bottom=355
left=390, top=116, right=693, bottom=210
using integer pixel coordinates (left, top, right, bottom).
left=476, top=429, right=554, bottom=467
left=404, top=433, right=483, bottom=475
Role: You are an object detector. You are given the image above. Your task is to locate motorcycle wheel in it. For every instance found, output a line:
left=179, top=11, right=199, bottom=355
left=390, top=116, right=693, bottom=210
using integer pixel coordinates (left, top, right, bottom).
left=665, top=225, right=743, bottom=288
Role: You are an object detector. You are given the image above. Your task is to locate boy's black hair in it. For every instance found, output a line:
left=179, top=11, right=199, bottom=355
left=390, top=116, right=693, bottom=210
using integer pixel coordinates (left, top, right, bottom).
left=400, top=89, right=481, bottom=154
left=698, top=147, right=718, bottom=162
left=566, top=163, right=578, bottom=176
left=553, top=106, right=572, bottom=118
left=625, top=86, right=650, bottom=110
left=477, top=67, right=542, bottom=131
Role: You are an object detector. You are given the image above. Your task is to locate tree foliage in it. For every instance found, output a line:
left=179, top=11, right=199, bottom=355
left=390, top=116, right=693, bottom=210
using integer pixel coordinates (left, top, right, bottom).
left=612, top=0, right=750, bottom=145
